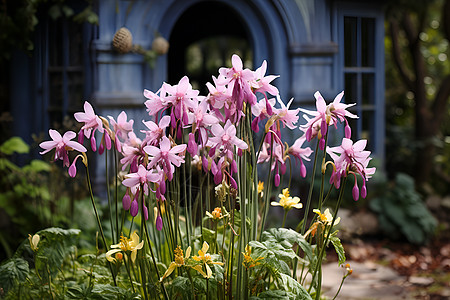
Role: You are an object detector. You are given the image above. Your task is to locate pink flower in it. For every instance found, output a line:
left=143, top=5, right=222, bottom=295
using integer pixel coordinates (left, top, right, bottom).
left=251, top=60, right=279, bottom=96
left=299, top=91, right=357, bottom=148
left=143, top=136, right=187, bottom=181
left=327, top=138, right=376, bottom=200
left=273, top=95, right=300, bottom=130
left=257, top=141, right=286, bottom=187
left=40, top=130, right=87, bottom=167
left=288, top=136, right=313, bottom=177
left=206, top=76, right=231, bottom=110
left=74, top=101, right=104, bottom=139
left=108, top=111, right=134, bottom=140
left=251, top=97, right=276, bottom=132
left=122, top=164, right=161, bottom=196
left=161, top=76, right=199, bottom=126
left=144, top=88, right=165, bottom=117
left=141, top=115, right=171, bottom=146
left=208, top=120, right=248, bottom=156
left=218, top=54, right=256, bottom=122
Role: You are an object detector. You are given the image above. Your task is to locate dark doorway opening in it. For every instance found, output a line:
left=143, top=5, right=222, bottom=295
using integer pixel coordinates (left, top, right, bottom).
left=168, top=2, right=253, bottom=94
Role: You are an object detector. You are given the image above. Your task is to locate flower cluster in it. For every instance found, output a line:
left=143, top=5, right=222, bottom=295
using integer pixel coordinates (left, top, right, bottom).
left=39, top=53, right=375, bottom=234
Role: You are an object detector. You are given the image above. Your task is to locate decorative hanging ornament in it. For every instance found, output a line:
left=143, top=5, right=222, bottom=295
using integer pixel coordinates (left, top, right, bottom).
left=112, top=27, right=133, bottom=54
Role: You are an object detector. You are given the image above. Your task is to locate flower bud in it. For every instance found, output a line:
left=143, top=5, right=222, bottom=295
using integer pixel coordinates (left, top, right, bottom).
left=122, top=194, right=131, bottom=210
left=352, top=183, right=359, bottom=201
left=130, top=199, right=139, bottom=217
left=91, top=136, right=97, bottom=152
left=156, top=215, right=163, bottom=231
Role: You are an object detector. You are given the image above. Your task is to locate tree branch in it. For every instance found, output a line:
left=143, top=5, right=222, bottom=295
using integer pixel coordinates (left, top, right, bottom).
left=389, top=19, right=415, bottom=91
left=431, top=74, right=450, bottom=132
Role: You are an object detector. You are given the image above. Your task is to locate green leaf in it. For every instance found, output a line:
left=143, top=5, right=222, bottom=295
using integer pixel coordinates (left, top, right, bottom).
left=250, top=290, right=296, bottom=299
left=22, top=159, right=51, bottom=172
left=0, top=257, right=29, bottom=292
left=329, top=234, right=346, bottom=266
left=170, top=276, right=193, bottom=300
left=276, top=273, right=313, bottom=300
left=0, top=137, right=29, bottom=155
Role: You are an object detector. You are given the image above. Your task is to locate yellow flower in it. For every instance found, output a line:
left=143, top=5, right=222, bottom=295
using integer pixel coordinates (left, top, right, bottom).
left=160, top=245, right=191, bottom=281
left=28, top=234, right=40, bottom=252
left=206, top=207, right=228, bottom=220
left=257, top=181, right=264, bottom=196
left=191, top=241, right=224, bottom=278
left=271, top=188, right=302, bottom=211
left=304, top=208, right=340, bottom=238
left=106, top=231, right=144, bottom=263
left=242, top=245, right=263, bottom=269
left=313, top=208, right=340, bottom=226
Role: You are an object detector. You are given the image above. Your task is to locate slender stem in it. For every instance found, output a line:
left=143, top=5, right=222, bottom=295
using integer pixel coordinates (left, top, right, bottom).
left=293, top=139, right=321, bottom=279
left=142, top=206, right=170, bottom=300
left=281, top=210, right=288, bottom=228
left=105, top=148, right=116, bottom=243
left=309, top=177, right=348, bottom=298
left=332, top=276, right=347, bottom=300
left=114, top=146, right=120, bottom=243
left=258, top=134, right=274, bottom=241
left=85, top=166, right=117, bottom=285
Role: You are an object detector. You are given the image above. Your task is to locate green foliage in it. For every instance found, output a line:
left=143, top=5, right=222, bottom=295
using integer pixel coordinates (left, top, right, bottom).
left=370, top=173, right=437, bottom=244
left=0, top=0, right=98, bottom=62
left=0, top=137, right=30, bottom=155
left=0, top=257, right=29, bottom=293
left=330, top=233, right=346, bottom=266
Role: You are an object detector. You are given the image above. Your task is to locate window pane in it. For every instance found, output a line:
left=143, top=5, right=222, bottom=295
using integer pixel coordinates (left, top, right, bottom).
left=362, top=110, right=374, bottom=150
left=361, top=18, right=375, bottom=67
left=68, top=72, right=84, bottom=112
left=344, top=17, right=358, bottom=67
left=362, top=73, right=375, bottom=105
left=344, top=73, right=358, bottom=104
left=49, top=20, right=63, bottom=67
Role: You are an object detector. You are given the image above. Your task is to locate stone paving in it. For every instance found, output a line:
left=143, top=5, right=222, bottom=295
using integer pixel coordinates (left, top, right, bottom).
left=321, top=260, right=411, bottom=300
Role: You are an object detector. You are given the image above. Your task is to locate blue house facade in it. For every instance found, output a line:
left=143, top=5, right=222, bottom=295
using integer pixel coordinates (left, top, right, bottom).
left=9, top=0, right=385, bottom=167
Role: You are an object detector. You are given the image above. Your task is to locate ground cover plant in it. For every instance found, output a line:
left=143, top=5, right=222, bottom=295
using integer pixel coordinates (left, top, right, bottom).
left=0, top=54, right=375, bottom=299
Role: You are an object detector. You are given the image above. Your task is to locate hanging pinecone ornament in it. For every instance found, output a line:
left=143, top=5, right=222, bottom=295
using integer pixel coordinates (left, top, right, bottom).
left=112, top=27, right=133, bottom=54
left=152, top=36, right=169, bottom=55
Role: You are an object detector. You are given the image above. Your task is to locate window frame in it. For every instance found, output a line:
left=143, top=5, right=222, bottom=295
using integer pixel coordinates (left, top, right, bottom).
left=333, top=2, right=385, bottom=167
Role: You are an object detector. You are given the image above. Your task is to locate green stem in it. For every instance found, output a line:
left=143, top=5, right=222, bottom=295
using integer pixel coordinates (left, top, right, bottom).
left=309, top=177, right=347, bottom=298
left=85, top=165, right=117, bottom=285
left=281, top=210, right=288, bottom=228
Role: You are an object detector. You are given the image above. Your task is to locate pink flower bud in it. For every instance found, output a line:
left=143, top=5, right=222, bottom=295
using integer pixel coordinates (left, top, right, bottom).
left=115, top=135, right=122, bottom=152
left=68, top=161, right=77, bottom=178
left=78, top=130, right=84, bottom=144
left=130, top=199, right=139, bottom=217
left=105, top=132, right=112, bottom=150
left=91, top=136, right=97, bottom=152
left=300, top=161, right=307, bottom=178
left=98, top=141, right=105, bottom=155
left=361, top=184, right=367, bottom=198
left=122, top=194, right=131, bottom=210
left=159, top=179, right=166, bottom=195
left=352, top=183, right=359, bottom=201
left=319, top=137, right=326, bottom=150
left=156, top=215, right=163, bottom=231
left=187, top=133, right=198, bottom=156
left=143, top=203, right=148, bottom=221
left=320, top=119, right=327, bottom=137
left=345, top=125, right=351, bottom=139
left=274, top=173, right=280, bottom=187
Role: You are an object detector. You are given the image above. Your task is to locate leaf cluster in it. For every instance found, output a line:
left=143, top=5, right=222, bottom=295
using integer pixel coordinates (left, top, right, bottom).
left=370, top=173, right=437, bottom=244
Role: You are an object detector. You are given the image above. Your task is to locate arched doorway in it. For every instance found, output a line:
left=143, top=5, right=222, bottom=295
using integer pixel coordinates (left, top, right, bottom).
left=168, top=1, right=253, bottom=94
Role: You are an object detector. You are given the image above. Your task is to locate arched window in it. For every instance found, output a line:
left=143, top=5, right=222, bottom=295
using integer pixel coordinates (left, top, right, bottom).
left=168, top=2, right=253, bottom=94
